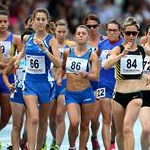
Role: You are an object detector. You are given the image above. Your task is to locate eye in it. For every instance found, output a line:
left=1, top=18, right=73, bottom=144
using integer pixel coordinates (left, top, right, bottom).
left=83, top=32, right=86, bottom=35
left=42, top=18, right=46, bottom=22
left=36, top=17, right=40, bottom=21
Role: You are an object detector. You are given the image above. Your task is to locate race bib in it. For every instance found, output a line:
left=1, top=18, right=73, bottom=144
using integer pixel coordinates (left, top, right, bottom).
left=0, top=41, right=11, bottom=55
left=66, top=57, right=88, bottom=73
left=58, top=47, right=69, bottom=60
left=26, top=55, right=45, bottom=74
left=16, top=68, right=25, bottom=82
left=97, top=88, right=106, bottom=98
left=100, top=50, right=111, bottom=67
left=120, top=55, right=143, bottom=75
left=143, top=56, right=150, bottom=73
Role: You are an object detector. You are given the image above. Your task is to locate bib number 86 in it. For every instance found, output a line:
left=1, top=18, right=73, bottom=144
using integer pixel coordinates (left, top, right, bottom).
left=30, top=59, right=39, bottom=69
left=71, top=61, right=81, bottom=70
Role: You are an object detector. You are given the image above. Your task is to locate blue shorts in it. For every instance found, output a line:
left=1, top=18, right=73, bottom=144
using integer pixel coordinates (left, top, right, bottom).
left=65, top=87, right=95, bottom=105
left=10, top=87, right=24, bottom=105
left=90, top=81, right=99, bottom=91
left=51, top=79, right=66, bottom=100
left=97, top=83, right=115, bottom=99
left=23, top=81, right=52, bottom=104
left=0, top=73, right=14, bottom=94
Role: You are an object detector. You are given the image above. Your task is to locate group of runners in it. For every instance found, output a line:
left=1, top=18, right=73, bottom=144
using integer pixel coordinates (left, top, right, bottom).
left=0, top=4, right=150, bottom=150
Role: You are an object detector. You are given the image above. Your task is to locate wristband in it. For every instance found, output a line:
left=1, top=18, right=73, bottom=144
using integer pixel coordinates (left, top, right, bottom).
left=44, top=48, right=49, bottom=53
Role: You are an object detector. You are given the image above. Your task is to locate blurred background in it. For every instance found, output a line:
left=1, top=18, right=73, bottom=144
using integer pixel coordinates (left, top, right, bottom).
left=1, top=0, right=150, bottom=37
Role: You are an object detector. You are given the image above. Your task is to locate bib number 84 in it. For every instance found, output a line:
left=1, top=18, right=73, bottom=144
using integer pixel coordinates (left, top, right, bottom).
left=126, top=59, right=137, bottom=68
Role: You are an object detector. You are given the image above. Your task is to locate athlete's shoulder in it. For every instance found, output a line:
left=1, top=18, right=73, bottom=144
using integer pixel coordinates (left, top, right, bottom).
left=98, top=39, right=109, bottom=47
left=140, top=36, right=147, bottom=45
left=101, top=35, right=107, bottom=41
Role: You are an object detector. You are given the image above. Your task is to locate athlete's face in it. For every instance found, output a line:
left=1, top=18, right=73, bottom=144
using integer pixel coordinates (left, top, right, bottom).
left=33, top=12, right=48, bottom=31
left=0, top=15, right=9, bottom=32
left=76, top=27, right=89, bottom=44
left=86, top=20, right=99, bottom=36
left=106, top=23, right=120, bottom=42
left=56, top=25, right=68, bottom=41
left=123, top=25, right=139, bottom=43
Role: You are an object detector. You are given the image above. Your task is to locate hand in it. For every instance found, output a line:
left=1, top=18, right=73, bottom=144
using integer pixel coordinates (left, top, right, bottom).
left=75, top=71, right=89, bottom=78
left=34, top=38, right=47, bottom=53
left=122, top=42, right=132, bottom=56
left=8, top=83, right=15, bottom=93
left=57, top=78, right=62, bottom=86
left=14, top=57, right=20, bottom=69
left=124, top=42, right=132, bottom=50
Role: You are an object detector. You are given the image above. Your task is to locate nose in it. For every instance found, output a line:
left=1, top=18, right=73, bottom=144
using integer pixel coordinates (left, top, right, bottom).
left=39, top=19, right=43, bottom=23
left=109, top=31, right=114, bottom=34
left=79, top=34, right=83, bottom=37
left=60, top=32, right=64, bottom=36
left=129, top=34, right=134, bottom=37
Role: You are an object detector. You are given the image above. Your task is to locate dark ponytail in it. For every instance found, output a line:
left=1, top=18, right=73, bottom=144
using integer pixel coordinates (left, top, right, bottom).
left=0, top=5, right=9, bottom=16
left=46, top=21, right=56, bottom=36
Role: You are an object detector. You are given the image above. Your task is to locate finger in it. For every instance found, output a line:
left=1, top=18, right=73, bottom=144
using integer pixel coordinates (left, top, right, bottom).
left=75, top=72, right=80, bottom=75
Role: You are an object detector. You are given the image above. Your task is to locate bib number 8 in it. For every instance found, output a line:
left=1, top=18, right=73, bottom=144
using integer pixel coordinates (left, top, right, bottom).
left=0, top=45, right=5, bottom=53
left=126, top=59, right=137, bottom=68
left=71, top=61, right=81, bottom=70
left=30, top=59, right=39, bottom=69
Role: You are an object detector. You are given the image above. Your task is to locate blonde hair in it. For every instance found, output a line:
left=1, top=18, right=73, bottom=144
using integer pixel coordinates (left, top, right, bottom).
left=56, top=19, right=68, bottom=27
left=122, top=17, right=140, bottom=30
left=76, top=25, right=89, bottom=33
